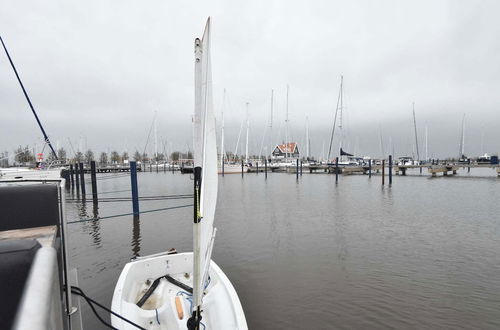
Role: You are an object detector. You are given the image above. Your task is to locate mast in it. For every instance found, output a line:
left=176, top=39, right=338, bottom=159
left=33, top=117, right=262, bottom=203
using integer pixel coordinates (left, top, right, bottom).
left=379, top=125, right=385, bottom=159
left=285, top=85, right=289, bottom=159
left=425, top=125, right=428, bottom=161
left=221, top=89, right=226, bottom=165
left=154, top=112, right=158, bottom=162
left=459, top=113, right=465, bottom=158
left=305, top=116, right=310, bottom=159
left=270, top=89, right=274, bottom=159
left=339, top=75, right=344, bottom=156
left=245, top=102, right=249, bottom=163
left=191, top=18, right=217, bottom=329
left=327, top=75, right=342, bottom=161
left=412, top=102, right=420, bottom=161
left=0, top=36, right=57, bottom=160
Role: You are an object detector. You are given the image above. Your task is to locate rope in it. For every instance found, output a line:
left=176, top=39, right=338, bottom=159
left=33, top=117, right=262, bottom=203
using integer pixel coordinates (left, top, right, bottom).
left=68, top=286, right=146, bottom=330
left=67, top=204, right=193, bottom=224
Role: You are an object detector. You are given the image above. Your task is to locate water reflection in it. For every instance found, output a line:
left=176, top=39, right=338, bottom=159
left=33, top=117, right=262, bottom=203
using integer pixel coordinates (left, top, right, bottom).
left=78, top=201, right=102, bottom=248
left=131, top=215, right=141, bottom=258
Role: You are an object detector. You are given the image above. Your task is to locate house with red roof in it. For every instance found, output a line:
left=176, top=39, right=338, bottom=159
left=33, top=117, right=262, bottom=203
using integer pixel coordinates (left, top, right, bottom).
left=272, top=142, right=299, bottom=159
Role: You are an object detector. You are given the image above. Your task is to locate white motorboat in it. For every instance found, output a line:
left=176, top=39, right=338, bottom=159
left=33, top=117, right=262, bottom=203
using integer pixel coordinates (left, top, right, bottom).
left=111, top=18, right=247, bottom=330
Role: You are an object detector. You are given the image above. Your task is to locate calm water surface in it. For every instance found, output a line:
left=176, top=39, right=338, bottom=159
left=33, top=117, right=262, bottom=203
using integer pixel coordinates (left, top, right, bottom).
left=66, top=169, right=500, bottom=329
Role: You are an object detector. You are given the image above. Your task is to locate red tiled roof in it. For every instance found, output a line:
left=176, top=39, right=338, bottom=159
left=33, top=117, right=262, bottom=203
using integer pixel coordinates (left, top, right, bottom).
left=276, top=142, right=297, bottom=153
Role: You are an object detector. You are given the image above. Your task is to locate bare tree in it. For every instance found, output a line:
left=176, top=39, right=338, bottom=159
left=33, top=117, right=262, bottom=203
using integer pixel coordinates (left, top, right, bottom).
left=57, top=148, right=67, bottom=162
left=122, top=152, right=129, bottom=162
left=133, top=151, right=142, bottom=162
left=85, top=149, right=94, bottom=164
left=110, top=151, right=120, bottom=164
left=170, top=151, right=180, bottom=161
left=14, top=145, right=35, bottom=164
left=73, top=151, right=84, bottom=163
left=99, top=152, right=108, bottom=165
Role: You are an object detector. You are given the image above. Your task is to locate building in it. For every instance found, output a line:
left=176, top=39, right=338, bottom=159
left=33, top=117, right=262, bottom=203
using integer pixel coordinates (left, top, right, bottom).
left=272, top=142, right=299, bottom=159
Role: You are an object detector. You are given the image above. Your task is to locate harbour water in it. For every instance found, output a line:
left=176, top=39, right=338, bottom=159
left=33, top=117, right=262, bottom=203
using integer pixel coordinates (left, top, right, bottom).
left=67, top=169, right=500, bottom=329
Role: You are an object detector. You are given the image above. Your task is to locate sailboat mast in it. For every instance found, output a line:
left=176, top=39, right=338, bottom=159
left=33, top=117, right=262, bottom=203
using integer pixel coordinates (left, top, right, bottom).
left=0, top=36, right=58, bottom=160
left=459, top=114, right=466, bottom=158
left=192, top=35, right=203, bottom=327
left=425, top=125, right=428, bottom=161
left=339, top=75, right=344, bottom=155
left=305, top=117, right=309, bottom=159
left=270, top=89, right=274, bottom=159
left=221, top=89, right=226, bottom=165
left=154, top=112, right=158, bottom=161
left=245, top=102, right=250, bottom=163
left=412, top=102, right=420, bottom=161
left=285, top=84, right=289, bottom=159
left=327, top=75, right=342, bottom=161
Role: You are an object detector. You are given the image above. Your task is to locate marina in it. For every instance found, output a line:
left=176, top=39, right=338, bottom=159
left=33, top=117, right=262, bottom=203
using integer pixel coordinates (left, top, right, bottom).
left=1, top=2, right=500, bottom=330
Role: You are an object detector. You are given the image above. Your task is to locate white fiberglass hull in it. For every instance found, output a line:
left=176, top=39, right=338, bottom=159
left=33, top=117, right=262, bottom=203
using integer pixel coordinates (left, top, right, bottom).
left=111, top=252, right=247, bottom=330
left=218, top=164, right=243, bottom=174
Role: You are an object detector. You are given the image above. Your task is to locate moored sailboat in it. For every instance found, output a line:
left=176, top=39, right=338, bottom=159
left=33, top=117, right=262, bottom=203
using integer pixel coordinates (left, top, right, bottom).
left=111, top=18, right=247, bottom=330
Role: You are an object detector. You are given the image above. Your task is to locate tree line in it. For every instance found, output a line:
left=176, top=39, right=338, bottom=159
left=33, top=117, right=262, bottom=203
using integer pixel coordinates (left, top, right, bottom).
left=1, top=146, right=194, bottom=167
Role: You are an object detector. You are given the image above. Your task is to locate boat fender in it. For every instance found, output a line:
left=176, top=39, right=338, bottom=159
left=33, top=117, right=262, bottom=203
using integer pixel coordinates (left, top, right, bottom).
left=175, top=296, right=184, bottom=319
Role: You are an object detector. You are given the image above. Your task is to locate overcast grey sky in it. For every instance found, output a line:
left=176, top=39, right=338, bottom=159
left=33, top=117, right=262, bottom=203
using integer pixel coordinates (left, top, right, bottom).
left=1, top=0, right=499, bottom=160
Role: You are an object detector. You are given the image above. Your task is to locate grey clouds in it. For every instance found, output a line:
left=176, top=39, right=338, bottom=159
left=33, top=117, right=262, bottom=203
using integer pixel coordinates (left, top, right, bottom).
left=1, top=0, right=499, bottom=159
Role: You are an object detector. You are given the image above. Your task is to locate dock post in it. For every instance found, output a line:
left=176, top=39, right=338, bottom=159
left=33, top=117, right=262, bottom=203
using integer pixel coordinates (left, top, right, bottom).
left=388, top=155, right=393, bottom=185
left=382, top=160, right=385, bottom=185
left=130, top=161, right=140, bottom=216
left=468, top=159, right=471, bottom=173
left=420, top=164, right=422, bottom=174
left=335, top=157, right=339, bottom=184
left=163, top=161, right=166, bottom=173
left=368, top=159, right=372, bottom=178
left=241, top=159, right=244, bottom=177
left=300, top=160, right=303, bottom=176
left=149, top=162, right=152, bottom=172
left=221, top=160, right=224, bottom=176
left=296, top=159, right=299, bottom=180
left=265, top=158, right=268, bottom=179
left=156, top=162, right=158, bottom=173
left=69, top=164, right=74, bottom=187
left=256, top=161, right=259, bottom=174
left=75, top=163, right=80, bottom=192
left=79, top=162, right=86, bottom=197
left=90, top=161, right=98, bottom=206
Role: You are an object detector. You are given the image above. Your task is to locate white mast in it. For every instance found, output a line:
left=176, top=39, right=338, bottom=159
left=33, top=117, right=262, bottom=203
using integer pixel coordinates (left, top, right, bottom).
left=154, top=111, right=158, bottom=162
left=339, top=75, right=344, bottom=156
left=459, top=113, right=466, bottom=158
left=269, top=89, right=274, bottom=159
left=221, top=89, right=226, bottom=165
left=285, top=84, right=289, bottom=159
left=412, top=102, right=420, bottom=161
left=425, top=124, right=428, bottom=161
left=305, top=116, right=310, bottom=159
left=192, top=18, right=218, bottom=325
left=245, top=102, right=249, bottom=163
left=234, top=119, right=244, bottom=160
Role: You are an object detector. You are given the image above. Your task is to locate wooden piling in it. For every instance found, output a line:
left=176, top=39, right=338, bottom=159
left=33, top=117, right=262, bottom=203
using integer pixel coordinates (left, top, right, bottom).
left=69, top=164, right=74, bottom=186
left=296, top=159, right=299, bottom=180
left=79, top=162, right=86, bottom=196
left=265, top=158, right=268, bottom=179
left=335, top=157, right=339, bottom=184
left=389, top=155, right=392, bottom=185
left=382, top=160, right=385, bottom=185
left=368, top=159, right=372, bottom=178
left=256, top=161, right=259, bottom=174
left=300, top=160, right=303, bottom=176
left=90, top=161, right=98, bottom=206
left=130, top=161, right=140, bottom=216
left=241, top=159, right=244, bottom=177
left=75, top=163, right=80, bottom=190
